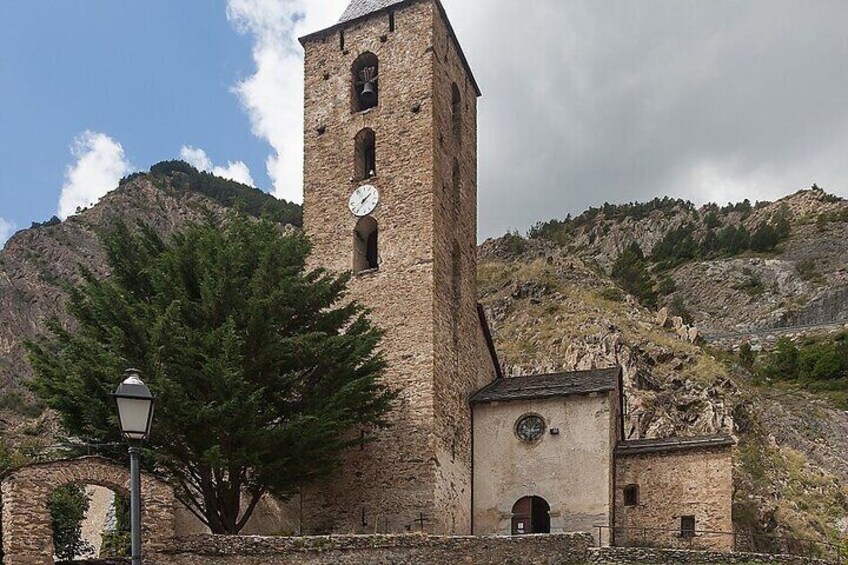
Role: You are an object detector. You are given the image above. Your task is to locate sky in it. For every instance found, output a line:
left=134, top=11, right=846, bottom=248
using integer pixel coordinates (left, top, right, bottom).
left=2, top=0, right=848, bottom=247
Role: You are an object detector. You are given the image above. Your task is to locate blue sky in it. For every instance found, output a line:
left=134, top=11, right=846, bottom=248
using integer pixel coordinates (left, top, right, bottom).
left=3, top=1, right=848, bottom=247
left=1, top=1, right=280, bottom=236
left=0, top=0, right=343, bottom=242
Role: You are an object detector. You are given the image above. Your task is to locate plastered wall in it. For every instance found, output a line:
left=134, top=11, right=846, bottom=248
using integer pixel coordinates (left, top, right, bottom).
left=472, top=393, right=617, bottom=538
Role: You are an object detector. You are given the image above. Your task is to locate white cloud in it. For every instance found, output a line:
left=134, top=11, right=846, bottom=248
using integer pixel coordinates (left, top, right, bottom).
left=58, top=131, right=133, bottom=220
left=226, top=0, right=346, bottom=204
left=224, top=0, right=848, bottom=238
left=180, top=145, right=215, bottom=172
left=180, top=145, right=256, bottom=187
left=0, top=218, right=15, bottom=247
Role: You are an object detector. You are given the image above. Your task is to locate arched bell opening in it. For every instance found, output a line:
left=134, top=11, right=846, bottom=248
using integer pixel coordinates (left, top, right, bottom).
left=511, top=495, right=551, bottom=535
left=353, top=216, right=379, bottom=273
left=352, top=52, right=379, bottom=112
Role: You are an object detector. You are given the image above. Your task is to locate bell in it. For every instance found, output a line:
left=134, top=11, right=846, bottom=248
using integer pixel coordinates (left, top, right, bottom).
left=361, top=81, right=377, bottom=107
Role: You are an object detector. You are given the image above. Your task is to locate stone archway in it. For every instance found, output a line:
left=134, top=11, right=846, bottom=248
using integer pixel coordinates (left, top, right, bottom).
left=1, top=456, right=176, bottom=565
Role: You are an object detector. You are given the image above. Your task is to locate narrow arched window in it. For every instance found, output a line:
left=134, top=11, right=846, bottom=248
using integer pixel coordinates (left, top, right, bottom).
left=354, top=216, right=379, bottom=273
left=355, top=128, right=376, bottom=180
left=352, top=52, right=379, bottom=112
left=451, top=83, right=462, bottom=142
left=452, top=158, right=461, bottom=217
left=624, top=484, right=639, bottom=507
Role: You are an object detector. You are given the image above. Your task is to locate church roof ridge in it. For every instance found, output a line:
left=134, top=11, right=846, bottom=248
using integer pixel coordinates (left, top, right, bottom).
left=470, top=367, right=621, bottom=404
left=616, top=434, right=736, bottom=456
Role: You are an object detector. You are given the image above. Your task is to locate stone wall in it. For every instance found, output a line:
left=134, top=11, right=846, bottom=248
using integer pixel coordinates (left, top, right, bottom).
left=52, top=536, right=841, bottom=565
left=300, top=0, right=489, bottom=535
left=590, top=546, right=836, bottom=564
left=429, top=0, right=492, bottom=537
left=154, top=533, right=593, bottom=565
left=302, top=0, right=441, bottom=535
left=1, top=457, right=177, bottom=565
left=613, top=444, right=734, bottom=551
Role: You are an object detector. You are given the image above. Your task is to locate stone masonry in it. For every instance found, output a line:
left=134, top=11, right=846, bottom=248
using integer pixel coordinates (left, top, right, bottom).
left=299, top=0, right=494, bottom=535
left=69, top=536, right=839, bottom=565
left=155, top=532, right=593, bottom=565
left=614, top=442, right=734, bottom=551
left=590, top=547, right=837, bottom=565
left=1, top=457, right=177, bottom=565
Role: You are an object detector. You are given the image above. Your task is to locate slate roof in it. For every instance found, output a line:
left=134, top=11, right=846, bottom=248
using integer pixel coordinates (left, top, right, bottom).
left=470, top=367, right=621, bottom=404
left=339, top=0, right=408, bottom=24
left=615, top=434, right=736, bottom=456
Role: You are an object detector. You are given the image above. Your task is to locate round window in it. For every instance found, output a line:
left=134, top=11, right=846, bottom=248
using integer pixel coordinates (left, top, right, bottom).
left=515, top=414, right=546, bottom=442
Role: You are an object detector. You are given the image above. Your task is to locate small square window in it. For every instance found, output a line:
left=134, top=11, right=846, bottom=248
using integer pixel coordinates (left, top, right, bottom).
left=623, top=485, right=639, bottom=507
left=681, top=515, right=696, bottom=538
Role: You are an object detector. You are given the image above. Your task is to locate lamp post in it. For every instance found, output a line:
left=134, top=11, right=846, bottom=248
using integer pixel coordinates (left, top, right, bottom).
left=113, top=369, right=155, bottom=565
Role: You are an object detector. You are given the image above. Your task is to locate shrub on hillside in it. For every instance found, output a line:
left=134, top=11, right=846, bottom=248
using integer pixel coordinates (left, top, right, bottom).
left=611, top=242, right=656, bottom=307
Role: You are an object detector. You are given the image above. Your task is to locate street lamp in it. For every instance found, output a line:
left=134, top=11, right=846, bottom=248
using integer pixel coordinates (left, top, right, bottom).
left=113, top=368, right=155, bottom=565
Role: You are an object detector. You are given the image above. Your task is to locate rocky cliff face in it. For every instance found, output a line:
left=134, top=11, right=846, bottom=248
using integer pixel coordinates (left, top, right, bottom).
left=672, top=219, right=848, bottom=338
left=0, top=179, right=233, bottom=392
left=478, top=237, right=737, bottom=440
left=532, top=187, right=848, bottom=342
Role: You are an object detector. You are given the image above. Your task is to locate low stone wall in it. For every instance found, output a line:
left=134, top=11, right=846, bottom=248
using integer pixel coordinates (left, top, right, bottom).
left=590, top=546, right=836, bottom=564
left=57, top=560, right=130, bottom=564
left=58, top=537, right=840, bottom=565
left=153, top=532, right=594, bottom=565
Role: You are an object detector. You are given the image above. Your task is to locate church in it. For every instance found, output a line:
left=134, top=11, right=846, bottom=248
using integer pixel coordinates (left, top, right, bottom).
left=292, top=0, right=734, bottom=548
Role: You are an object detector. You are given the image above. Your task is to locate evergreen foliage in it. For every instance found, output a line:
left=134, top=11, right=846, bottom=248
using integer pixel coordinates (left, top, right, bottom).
left=529, top=196, right=694, bottom=243
left=529, top=195, right=794, bottom=274
left=716, top=224, right=751, bottom=255
left=27, top=216, right=395, bottom=534
left=48, top=485, right=93, bottom=560
left=611, top=242, right=656, bottom=307
left=501, top=230, right=527, bottom=255
left=650, top=224, right=699, bottom=269
left=738, top=343, right=756, bottom=370
left=121, top=160, right=302, bottom=227
left=720, top=199, right=753, bottom=215
left=756, top=334, right=848, bottom=400
left=703, top=210, right=722, bottom=229
left=100, top=495, right=131, bottom=557
left=30, top=216, right=62, bottom=229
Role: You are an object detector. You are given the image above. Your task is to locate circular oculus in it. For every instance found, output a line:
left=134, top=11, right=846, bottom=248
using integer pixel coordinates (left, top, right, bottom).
left=516, top=415, right=546, bottom=442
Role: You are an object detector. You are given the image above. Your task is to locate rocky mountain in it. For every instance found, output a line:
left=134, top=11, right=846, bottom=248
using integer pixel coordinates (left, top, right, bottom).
left=531, top=187, right=848, bottom=343
left=1, top=172, right=846, bottom=551
left=0, top=163, right=301, bottom=447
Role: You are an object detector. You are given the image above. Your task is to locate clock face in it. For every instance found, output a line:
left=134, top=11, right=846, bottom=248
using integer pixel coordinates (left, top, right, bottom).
left=515, top=415, right=546, bottom=442
left=349, top=184, right=379, bottom=217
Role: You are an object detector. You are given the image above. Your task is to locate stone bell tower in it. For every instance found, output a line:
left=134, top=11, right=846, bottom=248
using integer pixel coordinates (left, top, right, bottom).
left=299, top=0, right=494, bottom=534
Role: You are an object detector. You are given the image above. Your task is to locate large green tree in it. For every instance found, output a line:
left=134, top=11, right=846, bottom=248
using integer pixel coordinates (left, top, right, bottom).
left=28, top=216, right=394, bottom=534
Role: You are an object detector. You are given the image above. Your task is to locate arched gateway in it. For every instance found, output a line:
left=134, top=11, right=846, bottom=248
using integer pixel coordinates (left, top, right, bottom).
left=1, top=456, right=177, bottom=564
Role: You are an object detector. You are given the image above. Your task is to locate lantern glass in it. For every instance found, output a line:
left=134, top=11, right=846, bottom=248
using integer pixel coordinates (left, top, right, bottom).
left=116, top=396, right=154, bottom=440
left=113, top=370, right=155, bottom=442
